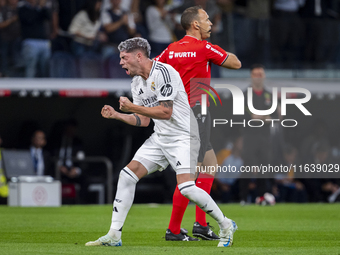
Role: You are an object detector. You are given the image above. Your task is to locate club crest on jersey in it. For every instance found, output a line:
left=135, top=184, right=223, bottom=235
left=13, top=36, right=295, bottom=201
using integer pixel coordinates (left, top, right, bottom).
left=151, top=82, right=156, bottom=91
left=160, top=84, right=173, bottom=97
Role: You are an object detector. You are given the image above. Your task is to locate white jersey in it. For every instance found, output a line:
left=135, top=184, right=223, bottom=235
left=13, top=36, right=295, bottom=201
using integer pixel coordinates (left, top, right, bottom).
left=131, top=61, right=199, bottom=139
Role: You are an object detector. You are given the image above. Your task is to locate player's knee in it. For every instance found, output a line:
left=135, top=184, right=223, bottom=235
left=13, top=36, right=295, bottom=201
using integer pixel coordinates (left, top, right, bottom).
left=178, top=181, right=196, bottom=199
left=119, top=167, right=139, bottom=184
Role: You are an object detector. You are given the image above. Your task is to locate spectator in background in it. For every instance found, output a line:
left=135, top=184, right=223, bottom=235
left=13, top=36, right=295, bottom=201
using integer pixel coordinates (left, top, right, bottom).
left=215, top=0, right=241, bottom=54
left=68, top=0, right=106, bottom=57
left=102, top=0, right=139, bottom=13
left=245, top=0, right=271, bottom=67
left=119, top=0, right=133, bottom=12
left=49, top=119, right=87, bottom=202
left=217, top=0, right=271, bottom=68
left=30, top=130, right=54, bottom=176
left=214, top=136, right=243, bottom=203
left=51, top=119, right=84, bottom=181
left=216, top=140, right=232, bottom=166
left=239, top=64, right=277, bottom=204
left=146, top=0, right=174, bottom=58
left=273, top=145, right=308, bottom=203
left=125, top=0, right=148, bottom=39
left=101, top=0, right=136, bottom=57
left=0, top=0, right=21, bottom=76
left=42, top=0, right=57, bottom=39
left=51, top=0, right=86, bottom=52
left=299, top=0, right=336, bottom=67
left=270, top=0, right=305, bottom=68
left=18, top=0, right=51, bottom=77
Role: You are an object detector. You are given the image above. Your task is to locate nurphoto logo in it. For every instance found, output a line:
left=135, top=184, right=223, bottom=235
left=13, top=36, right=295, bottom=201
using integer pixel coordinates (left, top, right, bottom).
left=196, top=81, right=312, bottom=128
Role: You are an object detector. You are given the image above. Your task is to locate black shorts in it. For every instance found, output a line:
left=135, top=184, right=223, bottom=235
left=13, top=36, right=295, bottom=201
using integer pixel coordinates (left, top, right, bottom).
left=192, top=104, right=213, bottom=163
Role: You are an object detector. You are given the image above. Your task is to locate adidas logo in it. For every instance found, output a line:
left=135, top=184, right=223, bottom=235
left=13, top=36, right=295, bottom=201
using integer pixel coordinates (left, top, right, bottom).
left=176, top=161, right=181, bottom=166
left=138, top=88, right=144, bottom=95
left=113, top=206, right=118, bottom=212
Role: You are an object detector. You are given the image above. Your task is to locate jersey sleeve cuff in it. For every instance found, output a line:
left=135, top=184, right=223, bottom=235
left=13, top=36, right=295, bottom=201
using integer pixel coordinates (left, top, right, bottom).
left=220, top=54, right=229, bottom=66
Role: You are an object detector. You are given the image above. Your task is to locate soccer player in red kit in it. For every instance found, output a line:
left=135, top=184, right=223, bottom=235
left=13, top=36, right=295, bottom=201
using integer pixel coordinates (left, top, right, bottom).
left=155, top=6, right=241, bottom=241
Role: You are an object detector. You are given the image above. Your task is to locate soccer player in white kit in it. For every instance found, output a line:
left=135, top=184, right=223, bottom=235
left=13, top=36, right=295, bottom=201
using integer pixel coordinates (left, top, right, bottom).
left=85, top=37, right=237, bottom=248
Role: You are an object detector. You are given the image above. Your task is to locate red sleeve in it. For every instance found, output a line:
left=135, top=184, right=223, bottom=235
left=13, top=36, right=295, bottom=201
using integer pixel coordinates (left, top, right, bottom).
left=154, top=47, right=168, bottom=63
left=204, top=42, right=229, bottom=66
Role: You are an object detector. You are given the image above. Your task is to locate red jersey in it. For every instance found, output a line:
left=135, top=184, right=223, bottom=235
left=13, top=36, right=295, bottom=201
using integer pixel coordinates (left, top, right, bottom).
left=155, top=35, right=228, bottom=107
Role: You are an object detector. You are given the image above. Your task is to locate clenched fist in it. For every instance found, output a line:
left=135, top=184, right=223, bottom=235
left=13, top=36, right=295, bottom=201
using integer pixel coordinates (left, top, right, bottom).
left=119, top=97, right=133, bottom=112
left=101, top=105, right=117, bottom=119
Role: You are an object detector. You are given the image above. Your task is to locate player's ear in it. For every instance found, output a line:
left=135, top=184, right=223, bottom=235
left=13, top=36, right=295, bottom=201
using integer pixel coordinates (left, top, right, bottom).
left=193, top=20, right=199, bottom=30
left=136, top=51, right=143, bottom=61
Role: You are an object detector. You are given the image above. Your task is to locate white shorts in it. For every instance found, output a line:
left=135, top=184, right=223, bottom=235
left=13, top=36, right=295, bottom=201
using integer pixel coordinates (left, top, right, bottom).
left=132, top=133, right=200, bottom=175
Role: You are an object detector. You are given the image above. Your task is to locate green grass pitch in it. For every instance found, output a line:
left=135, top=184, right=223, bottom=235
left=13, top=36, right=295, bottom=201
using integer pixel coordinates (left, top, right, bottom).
left=0, top=203, right=340, bottom=255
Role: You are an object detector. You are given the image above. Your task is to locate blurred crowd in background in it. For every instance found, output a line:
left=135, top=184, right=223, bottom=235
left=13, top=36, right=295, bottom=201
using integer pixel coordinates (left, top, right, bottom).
left=1, top=0, right=340, bottom=78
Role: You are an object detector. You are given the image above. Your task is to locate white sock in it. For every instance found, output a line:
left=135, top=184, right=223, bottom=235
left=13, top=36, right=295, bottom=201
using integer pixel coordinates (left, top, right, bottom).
left=108, top=167, right=139, bottom=239
left=178, top=181, right=231, bottom=229
left=108, top=228, right=122, bottom=241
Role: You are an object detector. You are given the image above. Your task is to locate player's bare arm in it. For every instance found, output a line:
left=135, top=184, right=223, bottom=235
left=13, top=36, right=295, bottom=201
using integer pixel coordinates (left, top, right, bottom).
left=101, top=104, right=150, bottom=127
left=132, top=113, right=142, bottom=126
left=120, top=96, right=173, bottom=120
left=221, top=53, right=242, bottom=69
